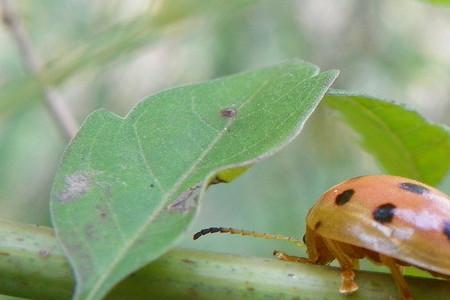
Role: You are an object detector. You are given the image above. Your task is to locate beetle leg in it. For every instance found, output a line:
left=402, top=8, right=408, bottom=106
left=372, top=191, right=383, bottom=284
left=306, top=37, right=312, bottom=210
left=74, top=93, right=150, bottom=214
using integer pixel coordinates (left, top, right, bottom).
left=323, top=240, right=359, bottom=295
left=273, top=250, right=314, bottom=264
left=379, top=255, right=413, bottom=300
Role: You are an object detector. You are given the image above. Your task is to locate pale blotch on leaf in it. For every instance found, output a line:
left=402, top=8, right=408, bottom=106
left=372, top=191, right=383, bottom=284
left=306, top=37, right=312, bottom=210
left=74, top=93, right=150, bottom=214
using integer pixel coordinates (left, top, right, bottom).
left=84, top=223, right=100, bottom=240
left=58, top=171, right=93, bottom=203
left=168, top=184, right=201, bottom=213
left=38, top=249, right=50, bottom=258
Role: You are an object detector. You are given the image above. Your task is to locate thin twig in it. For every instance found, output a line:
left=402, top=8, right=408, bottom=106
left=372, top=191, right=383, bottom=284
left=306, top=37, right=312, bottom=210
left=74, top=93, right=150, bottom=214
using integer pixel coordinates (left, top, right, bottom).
left=1, top=0, right=78, bottom=139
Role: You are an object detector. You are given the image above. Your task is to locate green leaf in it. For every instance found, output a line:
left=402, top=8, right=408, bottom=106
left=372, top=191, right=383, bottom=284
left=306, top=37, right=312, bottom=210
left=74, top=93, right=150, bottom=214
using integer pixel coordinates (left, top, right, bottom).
left=422, top=0, right=450, bottom=4
left=50, top=61, right=338, bottom=300
left=325, top=89, right=450, bottom=185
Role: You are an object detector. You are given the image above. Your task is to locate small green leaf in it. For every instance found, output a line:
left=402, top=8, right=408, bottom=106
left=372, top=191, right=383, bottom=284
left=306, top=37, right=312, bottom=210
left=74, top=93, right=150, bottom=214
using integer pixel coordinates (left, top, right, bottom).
left=325, top=89, right=450, bottom=185
left=50, top=61, right=338, bottom=300
left=212, top=166, right=250, bottom=184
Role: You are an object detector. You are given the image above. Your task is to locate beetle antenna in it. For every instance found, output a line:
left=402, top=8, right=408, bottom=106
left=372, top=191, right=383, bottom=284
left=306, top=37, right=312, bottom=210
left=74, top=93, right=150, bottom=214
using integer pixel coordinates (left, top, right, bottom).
left=193, top=227, right=305, bottom=248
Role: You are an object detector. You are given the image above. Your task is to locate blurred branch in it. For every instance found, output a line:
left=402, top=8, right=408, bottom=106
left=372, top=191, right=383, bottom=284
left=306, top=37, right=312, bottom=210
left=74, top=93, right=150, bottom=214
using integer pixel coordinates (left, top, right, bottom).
left=0, top=0, right=255, bottom=117
left=0, top=0, right=78, bottom=139
left=0, top=219, right=449, bottom=300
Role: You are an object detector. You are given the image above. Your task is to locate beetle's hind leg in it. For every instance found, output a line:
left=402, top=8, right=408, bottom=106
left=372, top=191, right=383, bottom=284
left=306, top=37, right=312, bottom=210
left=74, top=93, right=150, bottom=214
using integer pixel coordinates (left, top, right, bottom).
left=379, top=255, right=413, bottom=300
left=323, top=240, right=359, bottom=295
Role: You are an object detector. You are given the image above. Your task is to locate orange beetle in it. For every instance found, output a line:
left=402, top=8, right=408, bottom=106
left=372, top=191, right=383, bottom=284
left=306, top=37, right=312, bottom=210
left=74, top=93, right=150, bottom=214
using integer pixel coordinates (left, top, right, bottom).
left=194, top=175, right=450, bottom=300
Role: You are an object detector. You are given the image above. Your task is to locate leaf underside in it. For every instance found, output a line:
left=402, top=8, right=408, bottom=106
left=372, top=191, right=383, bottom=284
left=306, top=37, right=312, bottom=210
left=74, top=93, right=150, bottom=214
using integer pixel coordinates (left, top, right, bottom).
left=50, top=61, right=338, bottom=300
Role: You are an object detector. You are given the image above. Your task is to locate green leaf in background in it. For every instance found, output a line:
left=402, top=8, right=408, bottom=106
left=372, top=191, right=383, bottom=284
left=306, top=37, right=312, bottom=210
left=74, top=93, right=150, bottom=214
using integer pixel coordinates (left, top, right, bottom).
left=50, top=61, right=338, bottom=300
left=325, top=89, right=450, bottom=186
left=423, top=0, right=450, bottom=4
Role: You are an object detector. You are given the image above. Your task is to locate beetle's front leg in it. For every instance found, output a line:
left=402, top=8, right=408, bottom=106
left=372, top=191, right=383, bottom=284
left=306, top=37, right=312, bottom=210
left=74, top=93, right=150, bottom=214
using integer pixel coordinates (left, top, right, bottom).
left=273, top=250, right=314, bottom=264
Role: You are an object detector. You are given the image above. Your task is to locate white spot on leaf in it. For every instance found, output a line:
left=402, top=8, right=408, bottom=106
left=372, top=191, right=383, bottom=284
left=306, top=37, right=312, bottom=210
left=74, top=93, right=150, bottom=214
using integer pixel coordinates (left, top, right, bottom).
left=58, top=171, right=94, bottom=203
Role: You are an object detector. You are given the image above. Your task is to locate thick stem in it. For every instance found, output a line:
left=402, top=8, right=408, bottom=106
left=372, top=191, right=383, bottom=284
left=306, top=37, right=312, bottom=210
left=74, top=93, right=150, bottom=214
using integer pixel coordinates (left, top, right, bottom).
left=0, top=0, right=78, bottom=139
left=0, top=220, right=448, bottom=300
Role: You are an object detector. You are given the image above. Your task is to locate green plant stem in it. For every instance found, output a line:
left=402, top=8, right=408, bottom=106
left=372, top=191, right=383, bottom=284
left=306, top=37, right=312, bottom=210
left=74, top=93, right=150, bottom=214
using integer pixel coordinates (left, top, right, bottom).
left=0, top=220, right=448, bottom=300
left=0, top=0, right=78, bottom=139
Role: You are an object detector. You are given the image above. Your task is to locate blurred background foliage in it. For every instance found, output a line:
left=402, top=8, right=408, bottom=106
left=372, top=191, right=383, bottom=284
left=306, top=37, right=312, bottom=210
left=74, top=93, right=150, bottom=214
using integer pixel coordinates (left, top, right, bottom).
left=1, top=0, right=450, bottom=285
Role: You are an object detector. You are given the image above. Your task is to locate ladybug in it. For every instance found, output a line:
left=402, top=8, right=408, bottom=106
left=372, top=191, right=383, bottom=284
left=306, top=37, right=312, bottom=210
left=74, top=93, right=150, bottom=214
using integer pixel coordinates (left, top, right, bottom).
left=193, top=175, right=450, bottom=300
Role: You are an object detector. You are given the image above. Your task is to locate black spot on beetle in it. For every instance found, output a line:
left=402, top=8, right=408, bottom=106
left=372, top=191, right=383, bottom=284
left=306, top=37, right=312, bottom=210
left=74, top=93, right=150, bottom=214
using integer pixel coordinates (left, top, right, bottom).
left=373, top=203, right=396, bottom=223
left=314, top=221, right=322, bottom=230
left=220, top=107, right=237, bottom=118
left=443, top=221, right=450, bottom=242
left=399, top=182, right=429, bottom=195
left=335, top=189, right=355, bottom=206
